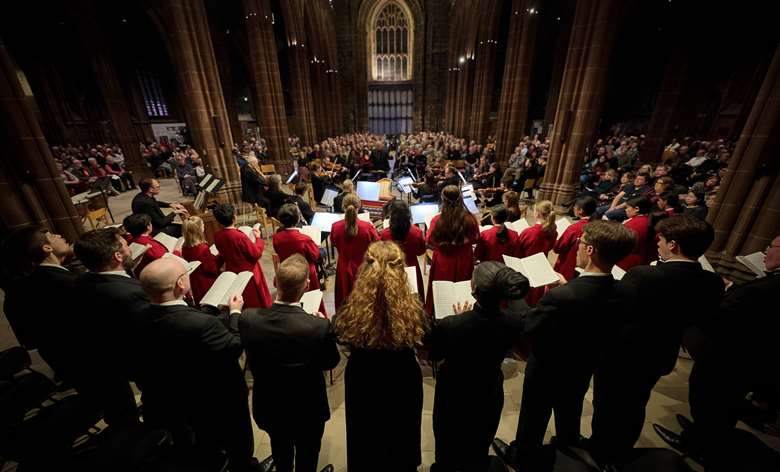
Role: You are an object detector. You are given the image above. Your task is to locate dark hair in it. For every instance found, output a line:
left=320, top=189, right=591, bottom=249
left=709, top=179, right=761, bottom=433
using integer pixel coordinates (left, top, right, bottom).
left=213, top=203, right=236, bottom=227
left=430, top=185, right=476, bottom=245
left=389, top=200, right=412, bottom=242
left=1, top=225, right=50, bottom=280
left=655, top=214, right=714, bottom=259
left=626, top=196, right=652, bottom=215
left=636, top=172, right=650, bottom=184
left=294, top=184, right=307, bottom=196
left=582, top=221, right=636, bottom=267
left=656, top=176, right=674, bottom=189
left=659, top=191, right=682, bottom=213
left=139, top=178, right=155, bottom=193
left=574, top=196, right=597, bottom=221
left=490, top=205, right=510, bottom=244
left=75, top=228, right=123, bottom=272
left=123, top=213, right=151, bottom=238
left=277, top=203, right=300, bottom=229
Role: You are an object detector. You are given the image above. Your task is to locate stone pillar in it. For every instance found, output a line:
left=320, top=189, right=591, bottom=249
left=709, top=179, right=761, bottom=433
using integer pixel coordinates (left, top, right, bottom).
left=279, top=0, right=318, bottom=145
left=243, top=0, right=292, bottom=173
left=638, top=49, right=688, bottom=163
left=542, top=5, right=574, bottom=133
left=0, top=39, right=82, bottom=241
left=468, top=0, right=502, bottom=144
left=495, top=0, right=539, bottom=166
left=538, top=0, right=624, bottom=205
left=75, top=0, right=152, bottom=179
left=210, top=25, right=246, bottom=144
left=152, top=0, right=241, bottom=206
left=707, top=46, right=780, bottom=279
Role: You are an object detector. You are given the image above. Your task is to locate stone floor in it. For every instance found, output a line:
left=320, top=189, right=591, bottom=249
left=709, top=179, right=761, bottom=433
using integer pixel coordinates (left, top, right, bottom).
left=2, top=178, right=778, bottom=471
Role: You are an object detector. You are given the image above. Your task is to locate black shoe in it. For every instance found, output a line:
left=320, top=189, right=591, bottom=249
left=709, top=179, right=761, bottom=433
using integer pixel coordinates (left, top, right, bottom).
left=319, top=465, right=334, bottom=472
left=491, top=438, right=517, bottom=468
left=653, top=424, right=686, bottom=453
left=676, top=413, right=694, bottom=432
left=258, top=455, right=275, bottom=472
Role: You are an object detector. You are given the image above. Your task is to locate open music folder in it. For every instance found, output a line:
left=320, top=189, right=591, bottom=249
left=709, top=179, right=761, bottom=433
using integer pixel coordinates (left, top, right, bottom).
left=129, top=243, right=150, bottom=261
left=432, top=280, right=476, bottom=319
left=503, top=253, right=559, bottom=288
left=300, top=289, right=324, bottom=315
left=153, top=232, right=180, bottom=253
left=736, top=252, right=766, bottom=277
left=162, top=252, right=202, bottom=275
left=199, top=271, right=254, bottom=307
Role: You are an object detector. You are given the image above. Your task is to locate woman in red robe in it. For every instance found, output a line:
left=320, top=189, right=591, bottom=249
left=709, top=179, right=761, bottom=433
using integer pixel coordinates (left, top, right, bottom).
left=123, top=213, right=173, bottom=277
left=380, top=200, right=426, bottom=300
left=180, top=216, right=220, bottom=306
left=212, top=203, right=272, bottom=309
left=425, top=185, right=479, bottom=317
left=331, top=193, right=379, bottom=308
left=273, top=203, right=327, bottom=315
left=553, top=196, right=597, bottom=281
left=517, top=200, right=558, bottom=306
left=617, top=197, right=653, bottom=271
left=475, top=204, right=519, bottom=263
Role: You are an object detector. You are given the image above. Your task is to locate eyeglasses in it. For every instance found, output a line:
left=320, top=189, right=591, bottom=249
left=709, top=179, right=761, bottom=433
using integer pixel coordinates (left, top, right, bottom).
left=577, top=236, right=591, bottom=246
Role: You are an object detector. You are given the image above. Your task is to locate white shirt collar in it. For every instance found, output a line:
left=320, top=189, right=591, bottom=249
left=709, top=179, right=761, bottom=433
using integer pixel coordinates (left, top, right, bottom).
left=39, top=263, right=68, bottom=271
left=274, top=299, right=302, bottom=307
left=154, top=300, right=188, bottom=307
left=662, top=258, right=698, bottom=264
left=580, top=272, right=611, bottom=277
left=98, top=270, right=131, bottom=278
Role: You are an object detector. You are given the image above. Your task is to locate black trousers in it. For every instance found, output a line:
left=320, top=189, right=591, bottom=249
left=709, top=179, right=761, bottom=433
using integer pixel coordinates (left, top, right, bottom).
left=511, top=355, right=592, bottom=466
left=590, top=365, right=660, bottom=465
left=267, top=421, right=325, bottom=472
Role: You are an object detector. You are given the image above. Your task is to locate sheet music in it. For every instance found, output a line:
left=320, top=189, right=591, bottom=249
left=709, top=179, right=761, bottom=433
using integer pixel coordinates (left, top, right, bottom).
left=555, top=218, right=572, bottom=236
left=611, top=265, right=626, bottom=280
left=129, top=242, right=149, bottom=261
left=162, top=253, right=201, bottom=274
left=383, top=218, right=390, bottom=229
left=507, top=218, right=530, bottom=234
left=736, top=252, right=766, bottom=277
left=358, top=212, right=371, bottom=222
left=238, top=226, right=256, bottom=243
left=433, top=280, right=476, bottom=319
left=300, top=290, right=324, bottom=315
left=194, top=191, right=206, bottom=209
left=154, top=232, right=179, bottom=252
left=198, top=174, right=214, bottom=188
left=503, top=253, right=559, bottom=288
left=410, top=203, right=440, bottom=226
left=356, top=181, right=381, bottom=201
left=200, top=272, right=237, bottom=307
left=205, top=178, right=221, bottom=193
left=210, top=244, right=219, bottom=256
left=405, top=266, right=418, bottom=293
left=219, top=271, right=254, bottom=306
left=398, top=176, right=415, bottom=194
left=698, top=255, right=715, bottom=273
left=321, top=188, right=339, bottom=207
left=300, top=225, right=322, bottom=246
left=310, top=212, right=344, bottom=233
left=479, top=225, right=493, bottom=233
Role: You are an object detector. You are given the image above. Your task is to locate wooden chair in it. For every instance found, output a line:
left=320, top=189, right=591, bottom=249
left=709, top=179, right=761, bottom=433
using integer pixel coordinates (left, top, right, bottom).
left=306, top=184, right=317, bottom=208
left=86, top=208, right=109, bottom=229
left=254, top=205, right=271, bottom=239
left=260, top=164, right=276, bottom=175
left=377, top=178, right=393, bottom=201
left=270, top=217, right=282, bottom=234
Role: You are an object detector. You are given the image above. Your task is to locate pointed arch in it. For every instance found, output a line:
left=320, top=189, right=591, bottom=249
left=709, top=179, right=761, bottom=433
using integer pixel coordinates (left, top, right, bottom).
left=368, top=0, right=413, bottom=81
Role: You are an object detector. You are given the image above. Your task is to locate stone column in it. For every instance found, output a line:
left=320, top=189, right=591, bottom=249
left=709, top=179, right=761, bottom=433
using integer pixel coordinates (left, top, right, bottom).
left=495, top=0, right=539, bottom=166
left=638, top=49, right=688, bottom=163
left=542, top=5, right=574, bottom=133
left=537, top=0, right=624, bottom=205
left=468, top=0, right=502, bottom=144
left=0, top=39, right=82, bottom=241
left=75, top=0, right=152, bottom=179
left=707, top=46, right=780, bottom=279
left=153, top=0, right=241, bottom=206
left=243, top=0, right=292, bottom=173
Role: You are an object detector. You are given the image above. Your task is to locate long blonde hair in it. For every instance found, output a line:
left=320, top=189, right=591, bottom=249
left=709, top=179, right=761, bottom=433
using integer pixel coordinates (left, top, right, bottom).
left=182, top=216, right=206, bottom=247
left=333, top=241, right=426, bottom=349
left=343, top=193, right=362, bottom=237
left=534, top=200, right=556, bottom=234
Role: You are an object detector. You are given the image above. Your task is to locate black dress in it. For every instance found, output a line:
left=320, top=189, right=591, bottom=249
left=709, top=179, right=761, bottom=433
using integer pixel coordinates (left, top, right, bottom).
left=345, top=347, right=422, bottom=472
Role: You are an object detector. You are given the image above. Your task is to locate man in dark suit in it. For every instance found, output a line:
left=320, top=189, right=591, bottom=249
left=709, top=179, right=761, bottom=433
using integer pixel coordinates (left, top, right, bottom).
left=333, top=179, right=354, bottom=213
left=493, top=220, right=636, bottom=470
left=73, top=228, right=152, bottom=426
left=138, top=257, right=261, bottom=472
left=589, top=215, right=725, bottom=466
left=239, top=254, right=339, bottom=472
left=653, top=234, right=780, bottom=469
left=131, top=178, right=188, bottom=237
left=289, top=183, right=315, bottom=224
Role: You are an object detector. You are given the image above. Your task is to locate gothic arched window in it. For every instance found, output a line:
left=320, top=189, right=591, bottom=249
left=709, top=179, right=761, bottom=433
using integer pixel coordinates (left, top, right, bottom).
left=371, top=2, right=412, bottom=81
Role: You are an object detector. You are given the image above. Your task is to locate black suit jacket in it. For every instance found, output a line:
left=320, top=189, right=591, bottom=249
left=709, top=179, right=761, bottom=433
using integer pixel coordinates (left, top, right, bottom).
left=526, top=275, right=620, bottom=369
left=290, top=195, right=315, bottom=224
left=610, top=261, right=724, bottom=376
left=239, top=303, right=340, bottom=429
left=131, top=192, right=175, bottom=232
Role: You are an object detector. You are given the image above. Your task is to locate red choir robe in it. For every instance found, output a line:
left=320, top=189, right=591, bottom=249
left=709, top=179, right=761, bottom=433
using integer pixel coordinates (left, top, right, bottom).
left=516, top=224, right=558, bottom=306
left=214, top=227, right=272, bottom=309
left=552, top=219, right=589, bottom=282
left=130, top=234, right=170, bottom=277
left=618, top=214, right=651, bottom=271
left=272, top=228, right=327, bottom=316
left=474, top=225, right=519, bottom=263
left=181, top=243, right=220, bottom=306
left=331, top=219, right=379, bottom=308
left=380, top=225, right=427, bottom=300
left=425, top=214, right=479, bottom=316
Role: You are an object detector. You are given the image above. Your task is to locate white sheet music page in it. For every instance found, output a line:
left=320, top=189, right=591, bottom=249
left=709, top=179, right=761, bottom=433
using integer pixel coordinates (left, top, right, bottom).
left=300, top=290, right=324, bottom=315
left=300, top=225, right=322, bottom=246
left=405, top=266, right=418, bottom=293
left=154, top=232, right=179, bottom=252
left=433, top=280, right=475, bottom=319
left=129, top=242, right=149, bottom=261
left=519, top=252, right=559, bottom=288
left=200, top=272, right=237, bottom=307
left=220, top=271, right=254, bottom=306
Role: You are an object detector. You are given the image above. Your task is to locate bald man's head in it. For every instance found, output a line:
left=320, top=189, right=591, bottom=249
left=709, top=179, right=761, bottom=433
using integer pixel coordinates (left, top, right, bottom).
left=140, top=257, right=189, bottom=302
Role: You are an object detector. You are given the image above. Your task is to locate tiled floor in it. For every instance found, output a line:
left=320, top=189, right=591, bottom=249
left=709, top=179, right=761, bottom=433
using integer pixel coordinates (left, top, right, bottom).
left=2, top=178, right=778, bottom=471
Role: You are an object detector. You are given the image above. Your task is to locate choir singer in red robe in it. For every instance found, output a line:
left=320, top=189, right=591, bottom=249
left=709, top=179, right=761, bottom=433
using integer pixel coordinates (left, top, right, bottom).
left=617, top=197, right=653, bottom=271
left=213, top=203, right=273, bottom=309
left=553, top=197, right=597, bottom=281
left=380, top=200, right=426, bottom=300
left=475, top=204, right=519, bottom=263
left=516, top=200, right=558, bottom=305
left=181, top=216, right=220, bottom=305
left=331, top=193, right=379, bottom=308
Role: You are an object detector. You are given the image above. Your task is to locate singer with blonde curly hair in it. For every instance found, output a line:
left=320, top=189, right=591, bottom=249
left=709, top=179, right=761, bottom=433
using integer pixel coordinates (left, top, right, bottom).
left=333, top=240, right=427, bottom=472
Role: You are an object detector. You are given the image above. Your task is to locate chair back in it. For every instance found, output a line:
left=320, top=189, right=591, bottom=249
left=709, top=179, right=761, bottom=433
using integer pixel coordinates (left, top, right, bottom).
left=260, top=164, right=276, bottom=175
left=377, top=178, right=393, bottom=200
left=86, top=208, right=109, bottom=229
